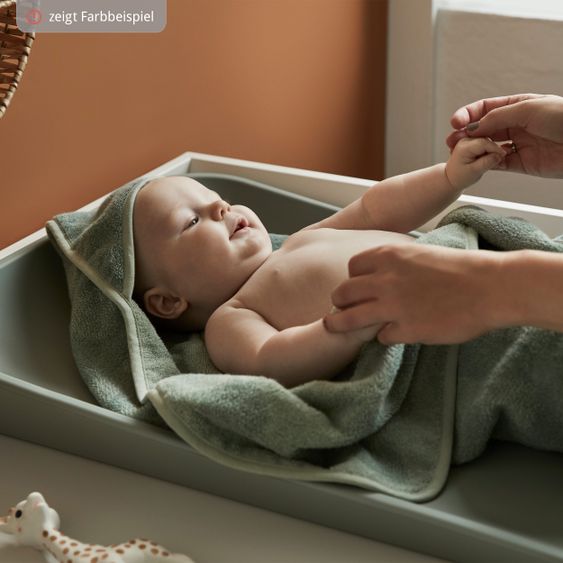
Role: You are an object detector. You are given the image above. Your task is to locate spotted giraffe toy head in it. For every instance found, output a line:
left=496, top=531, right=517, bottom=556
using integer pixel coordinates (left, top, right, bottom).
left=1, top=492, right=195, bottom=563
left=0, top=491, right=60, bottom=548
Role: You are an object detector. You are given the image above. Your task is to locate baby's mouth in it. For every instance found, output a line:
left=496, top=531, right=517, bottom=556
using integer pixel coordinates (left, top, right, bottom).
left=229, top=216, right=250, bottom=239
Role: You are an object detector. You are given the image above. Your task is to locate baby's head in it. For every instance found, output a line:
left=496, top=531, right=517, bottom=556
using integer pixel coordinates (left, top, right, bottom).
left=132, top=176, right=272, bottom=330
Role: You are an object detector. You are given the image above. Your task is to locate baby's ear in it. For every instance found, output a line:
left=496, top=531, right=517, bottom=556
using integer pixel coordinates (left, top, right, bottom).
left=144, top=288, right=188, bottom=319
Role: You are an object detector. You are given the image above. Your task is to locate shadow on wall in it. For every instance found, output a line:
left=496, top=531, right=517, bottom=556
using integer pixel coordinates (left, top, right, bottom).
left=0, top=0, right=387, bottom=250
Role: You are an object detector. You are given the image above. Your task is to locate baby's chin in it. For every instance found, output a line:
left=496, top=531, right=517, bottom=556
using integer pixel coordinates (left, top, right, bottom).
left=217, top=246, right=271, bottom=297
left=233, top=226, right=272, bottom=259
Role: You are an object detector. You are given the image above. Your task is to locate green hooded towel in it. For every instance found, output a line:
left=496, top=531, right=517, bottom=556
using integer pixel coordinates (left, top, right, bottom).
left=45, top=176, right=563, bottom=502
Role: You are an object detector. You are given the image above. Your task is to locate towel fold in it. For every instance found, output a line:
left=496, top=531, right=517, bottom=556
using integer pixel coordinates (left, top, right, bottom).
left=46, top=181, right=563, bottom=502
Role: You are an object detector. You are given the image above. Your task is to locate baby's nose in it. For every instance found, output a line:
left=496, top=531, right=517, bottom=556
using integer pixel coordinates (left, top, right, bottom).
left=212, top=199, right=230, bottom=220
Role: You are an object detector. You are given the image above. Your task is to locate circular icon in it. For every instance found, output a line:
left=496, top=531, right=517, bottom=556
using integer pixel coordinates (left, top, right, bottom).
left=25, top=8, right=42, bottom=25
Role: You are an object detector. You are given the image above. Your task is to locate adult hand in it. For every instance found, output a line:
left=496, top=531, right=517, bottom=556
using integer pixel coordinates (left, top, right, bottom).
left=324, top=244, right=509, bottom=345
left=446, top=93, right=563, bottom=178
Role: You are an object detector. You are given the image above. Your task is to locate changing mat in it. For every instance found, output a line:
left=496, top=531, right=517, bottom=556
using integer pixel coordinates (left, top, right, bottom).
left=45, top=178, right=563, bottom=502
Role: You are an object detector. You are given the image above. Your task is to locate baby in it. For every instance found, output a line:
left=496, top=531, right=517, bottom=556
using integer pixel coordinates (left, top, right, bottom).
left=133, top=137, right=507, bottom=387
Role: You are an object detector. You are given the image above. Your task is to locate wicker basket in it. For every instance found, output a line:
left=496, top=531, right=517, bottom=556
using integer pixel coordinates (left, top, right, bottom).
left=0, top=0, right=34, bottom=118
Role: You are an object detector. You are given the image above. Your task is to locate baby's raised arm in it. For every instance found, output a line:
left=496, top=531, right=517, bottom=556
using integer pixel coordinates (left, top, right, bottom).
left=205, top=300, right=379, bottom=387
left=305, top=137, right=504, bottom=234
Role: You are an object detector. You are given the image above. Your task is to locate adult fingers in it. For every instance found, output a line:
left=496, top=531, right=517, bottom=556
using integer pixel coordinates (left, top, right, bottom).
left=376, top=322, right=413, bottom=345
left=447, top=127, right=513, bottom=147
left=331, top=274, right=380, bottom=310
left=445, top=129, right=467, bottom=150
left=449, top=94, right=537, bottom=129
left=377, top=322, right=428, bottom=345
left=464, top=102, right=532, bottom=142
left=498, top=149, right=525, bottom=174
left=323, top=300, right=386, bottom=333
left=347, top=244, right=407, bottom=278
left=346, top=247, right=382, bottom=277
left=450, top=96, right=511, bottom=129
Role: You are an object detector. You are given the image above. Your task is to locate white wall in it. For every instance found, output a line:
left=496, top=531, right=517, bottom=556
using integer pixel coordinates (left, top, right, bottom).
left=386, top=0, right=434, bottom=175
left=434, top=9, right=563, bottom=208
left=387, top=3, right=563, bottom=210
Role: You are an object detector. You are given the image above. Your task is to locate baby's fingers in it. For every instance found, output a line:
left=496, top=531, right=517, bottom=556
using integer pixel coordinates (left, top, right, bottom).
left=458, top=136, right=504, bottom=157
left=471, top=151, right=505, bottom=174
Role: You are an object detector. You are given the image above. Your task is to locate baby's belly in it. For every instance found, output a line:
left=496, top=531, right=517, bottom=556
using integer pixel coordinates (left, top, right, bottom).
left=236, top=228, right=414, bottom=330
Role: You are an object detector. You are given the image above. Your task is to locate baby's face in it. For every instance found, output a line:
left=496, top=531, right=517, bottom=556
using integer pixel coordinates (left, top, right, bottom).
left=133, top=176, right=272, bottom=325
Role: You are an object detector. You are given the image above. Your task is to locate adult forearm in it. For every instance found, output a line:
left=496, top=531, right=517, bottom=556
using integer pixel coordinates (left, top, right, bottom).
left=361, top=163, right=461, bottom=233
left=497, top=250, right=563, bottom=331
left=256, top=319, right=373, bottom=387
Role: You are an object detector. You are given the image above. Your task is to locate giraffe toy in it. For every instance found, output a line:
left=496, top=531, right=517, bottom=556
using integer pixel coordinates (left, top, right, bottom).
left=0, top=492, right=195, bottom=563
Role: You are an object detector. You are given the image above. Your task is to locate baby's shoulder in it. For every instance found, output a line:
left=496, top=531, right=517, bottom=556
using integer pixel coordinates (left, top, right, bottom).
left=205, top=298, right=244, bottom=342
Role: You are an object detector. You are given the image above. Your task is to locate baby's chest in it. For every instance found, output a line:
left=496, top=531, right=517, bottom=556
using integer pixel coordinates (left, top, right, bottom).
left=236, top=238, right=352, bottom=329
left=236, top=229, right=415, bottom=329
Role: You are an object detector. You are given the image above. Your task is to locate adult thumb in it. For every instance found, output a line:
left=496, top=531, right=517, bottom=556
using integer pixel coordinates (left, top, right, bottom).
left=376, top=322, right=402, bottom=345
left=467, top=102, right=529, bottom=138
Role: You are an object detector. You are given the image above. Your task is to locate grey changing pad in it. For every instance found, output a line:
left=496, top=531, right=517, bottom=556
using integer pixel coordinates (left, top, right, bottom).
left=45, top=173, right=563, bottom=504
left=0, top=170, right=561, bottom=562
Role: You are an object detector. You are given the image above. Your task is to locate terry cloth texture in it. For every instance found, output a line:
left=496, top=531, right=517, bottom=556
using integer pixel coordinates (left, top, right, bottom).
left=46, top=180, right=563, bottom=501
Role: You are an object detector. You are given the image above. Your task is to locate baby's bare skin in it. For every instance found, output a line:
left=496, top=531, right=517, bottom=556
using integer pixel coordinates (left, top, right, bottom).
left=134, top=136, right=506, bottom=387
left=231, top=228, right=414, bottom=331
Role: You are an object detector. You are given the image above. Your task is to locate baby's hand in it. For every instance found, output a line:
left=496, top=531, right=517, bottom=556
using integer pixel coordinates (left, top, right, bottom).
left=445, top=137, right=506, bottom=190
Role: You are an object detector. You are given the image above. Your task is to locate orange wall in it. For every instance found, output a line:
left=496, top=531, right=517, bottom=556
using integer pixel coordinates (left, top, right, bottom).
left=0, top=0, right=387, bottom=249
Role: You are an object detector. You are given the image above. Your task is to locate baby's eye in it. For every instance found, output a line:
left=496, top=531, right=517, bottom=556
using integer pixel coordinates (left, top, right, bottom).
left=186, top=216, right=199, bottom=229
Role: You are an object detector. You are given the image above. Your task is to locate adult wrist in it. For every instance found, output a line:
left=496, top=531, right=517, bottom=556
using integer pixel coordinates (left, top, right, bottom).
left=518, top=250, right=563, bottom=330
left=491, top=249, right=558, bottom=329
left=476, top=250, right=526, bottom=330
